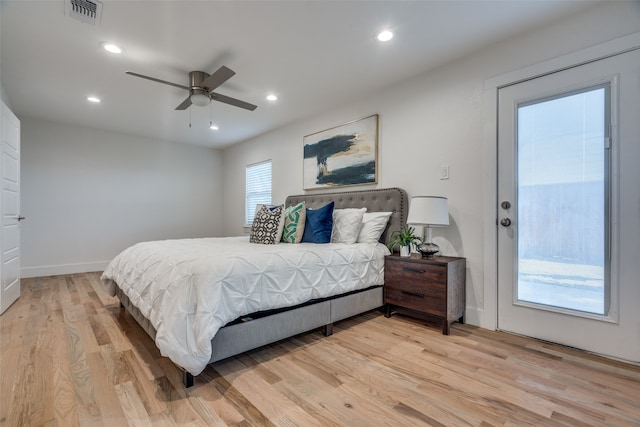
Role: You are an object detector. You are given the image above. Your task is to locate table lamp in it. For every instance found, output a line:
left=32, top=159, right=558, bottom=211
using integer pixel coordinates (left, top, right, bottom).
left=407, top=196, right=449, bottom=258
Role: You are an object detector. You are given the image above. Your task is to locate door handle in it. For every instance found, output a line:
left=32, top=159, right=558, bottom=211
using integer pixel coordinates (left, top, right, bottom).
left=16, top=216, right=25, bottom=221
left=500, top=218, right=511, bottom=227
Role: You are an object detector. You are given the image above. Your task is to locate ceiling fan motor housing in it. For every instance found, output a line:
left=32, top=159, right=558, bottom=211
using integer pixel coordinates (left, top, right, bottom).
left=189, top=71, right=209, bottom=89
left=188, top=71, right=211, bottom=106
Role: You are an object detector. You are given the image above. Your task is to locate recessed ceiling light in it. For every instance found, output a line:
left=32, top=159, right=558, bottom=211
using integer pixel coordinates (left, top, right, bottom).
left=377, top=30, right=393, bottom=42
left=87, top=96, right=101, bottom=103
left=266, top=94, right=278, bottom=101
left=101, top=42, right=123, bottom=54
left=210, top=124, right=219, bottom=131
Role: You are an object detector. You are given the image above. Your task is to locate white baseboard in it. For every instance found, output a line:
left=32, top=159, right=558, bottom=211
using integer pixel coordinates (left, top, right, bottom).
left=21, top=261, right=111, bottom=278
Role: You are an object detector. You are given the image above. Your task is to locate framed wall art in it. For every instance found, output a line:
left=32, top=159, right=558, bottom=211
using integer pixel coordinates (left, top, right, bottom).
left=303, top=114, right=378, bottom=190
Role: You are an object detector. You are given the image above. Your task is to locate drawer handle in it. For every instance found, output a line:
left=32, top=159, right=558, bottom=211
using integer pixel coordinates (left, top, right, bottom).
left=403, top=267, right=426, bottom=274
left=401, top=290, right=425, bottom=298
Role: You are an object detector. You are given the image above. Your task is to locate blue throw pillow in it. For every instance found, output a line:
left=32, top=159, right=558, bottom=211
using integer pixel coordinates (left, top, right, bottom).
left=301, top=202, right=335, bottom=243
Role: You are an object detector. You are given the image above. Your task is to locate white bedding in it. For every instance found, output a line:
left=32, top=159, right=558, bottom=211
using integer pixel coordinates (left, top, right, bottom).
left=101, top=236, right=389, bottom=375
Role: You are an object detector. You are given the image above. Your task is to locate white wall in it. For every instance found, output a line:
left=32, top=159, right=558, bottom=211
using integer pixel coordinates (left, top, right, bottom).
left=0, top=82, right=9, bottom=107
left=0, top=9, right=10, bottom=108
left=220, top=2, right=640, bottom=329
left=21, top=118, right=222, bottom=277
left=0, top=5, right=3, bottom=104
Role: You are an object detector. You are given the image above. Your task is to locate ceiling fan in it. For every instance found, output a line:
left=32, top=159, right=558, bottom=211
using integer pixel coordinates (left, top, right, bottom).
left=125, top=65, right=258, bottom=111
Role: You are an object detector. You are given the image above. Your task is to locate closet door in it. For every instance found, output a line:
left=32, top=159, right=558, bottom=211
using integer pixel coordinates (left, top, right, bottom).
left=1, top=101, right=21, bottom=315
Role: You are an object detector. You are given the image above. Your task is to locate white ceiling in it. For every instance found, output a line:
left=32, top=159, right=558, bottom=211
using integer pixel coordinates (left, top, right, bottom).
left=1, top=1, right=598, bottom=148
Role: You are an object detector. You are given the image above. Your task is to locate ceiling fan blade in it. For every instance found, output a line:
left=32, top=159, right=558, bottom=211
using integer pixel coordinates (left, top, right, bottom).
left=201, top=66, right=235, bottom=91
left=210, top=92, right=258, bottom=111
left=175, top=96, right=193, bottom=110
left=126, top=71, right=189, bottom=90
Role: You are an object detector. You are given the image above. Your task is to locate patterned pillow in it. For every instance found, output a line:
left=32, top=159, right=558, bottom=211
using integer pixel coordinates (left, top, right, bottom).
left=281, top=202, right=306, bottom=243
left=250, top=205, right=284, bottom=244
left=301, top=202, right=334, bottom=243
left=331, top=208, right=366, bottom=244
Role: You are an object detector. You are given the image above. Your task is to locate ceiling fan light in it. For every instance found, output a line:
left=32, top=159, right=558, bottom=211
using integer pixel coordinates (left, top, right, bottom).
left=103, top=43, right=122, bottom=54
left=377, top=30, right=393, bottom=42
left=190, top=92, right=210, bottom=107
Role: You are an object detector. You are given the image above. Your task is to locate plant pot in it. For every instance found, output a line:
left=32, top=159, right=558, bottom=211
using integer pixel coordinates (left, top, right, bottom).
left=399, top=245, right=411, bottom=257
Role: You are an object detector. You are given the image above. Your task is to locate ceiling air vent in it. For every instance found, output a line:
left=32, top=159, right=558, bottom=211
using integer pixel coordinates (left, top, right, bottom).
left=67, top=0, right=103, bottom=25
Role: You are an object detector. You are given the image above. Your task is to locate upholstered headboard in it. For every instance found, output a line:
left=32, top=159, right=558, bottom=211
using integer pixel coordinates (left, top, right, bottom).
left=285, top=187, right=408, bottom=245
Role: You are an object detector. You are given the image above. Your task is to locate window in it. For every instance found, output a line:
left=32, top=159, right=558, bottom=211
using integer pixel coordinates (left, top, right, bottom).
left=245, top=160, right=272, bottom=225
left=516, top=85, right=610, bottom=315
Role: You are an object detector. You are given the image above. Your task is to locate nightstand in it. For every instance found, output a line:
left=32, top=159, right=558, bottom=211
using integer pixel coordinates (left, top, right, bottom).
left=384, top=253, right=466, bottom=335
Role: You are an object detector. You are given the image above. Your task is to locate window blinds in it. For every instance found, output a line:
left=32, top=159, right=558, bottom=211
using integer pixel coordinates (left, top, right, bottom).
left=245, top=160, right=272, bottom=224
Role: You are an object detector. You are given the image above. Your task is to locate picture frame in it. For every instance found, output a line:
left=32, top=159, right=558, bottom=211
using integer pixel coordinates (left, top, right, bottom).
left=303, top=114, right=378, bottom=190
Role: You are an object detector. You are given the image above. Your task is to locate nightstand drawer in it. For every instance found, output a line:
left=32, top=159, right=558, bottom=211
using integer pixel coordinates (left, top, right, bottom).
left=385, top=260, right=446, bottom=289
left=384, top=282, right=446, bottom=316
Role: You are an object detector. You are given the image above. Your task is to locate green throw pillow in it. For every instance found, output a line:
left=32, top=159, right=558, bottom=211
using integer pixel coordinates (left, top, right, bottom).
left=281, top=202, right=306, bottom=243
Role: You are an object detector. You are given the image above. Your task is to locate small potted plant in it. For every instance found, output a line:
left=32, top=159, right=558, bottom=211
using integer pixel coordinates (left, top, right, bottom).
left=388, top=226, right=422, bottom=257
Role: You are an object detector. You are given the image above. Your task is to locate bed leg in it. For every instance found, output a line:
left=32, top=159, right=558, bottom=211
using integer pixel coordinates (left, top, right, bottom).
left=323, top=323, right=334, bottom=337
left=183, top=371, right=194, bottom=388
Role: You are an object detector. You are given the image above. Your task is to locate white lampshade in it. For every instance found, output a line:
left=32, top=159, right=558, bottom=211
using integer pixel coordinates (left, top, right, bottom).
left=407, top=196, right=449, bottom=227
left=190, top=91, right=210, bottom=107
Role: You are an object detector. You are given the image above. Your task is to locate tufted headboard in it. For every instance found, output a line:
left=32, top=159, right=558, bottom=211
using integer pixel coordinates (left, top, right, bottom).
left=285, top=187, right=408, bottom=246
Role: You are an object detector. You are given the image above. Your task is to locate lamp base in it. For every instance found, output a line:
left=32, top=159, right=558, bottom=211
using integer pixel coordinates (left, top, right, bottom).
left=417, top=242, right=439, bottom=258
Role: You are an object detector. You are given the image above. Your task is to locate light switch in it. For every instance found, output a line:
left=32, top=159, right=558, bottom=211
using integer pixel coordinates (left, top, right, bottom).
left=440, top=164, right=449, bottom=180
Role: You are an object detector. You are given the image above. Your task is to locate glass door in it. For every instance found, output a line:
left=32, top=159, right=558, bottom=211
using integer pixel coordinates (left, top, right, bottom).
left=497, top=49, right=640, bottom=362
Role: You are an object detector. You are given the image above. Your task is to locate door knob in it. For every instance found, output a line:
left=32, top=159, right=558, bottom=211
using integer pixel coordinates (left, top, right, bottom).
left=500, top=218, right=511, bottom=227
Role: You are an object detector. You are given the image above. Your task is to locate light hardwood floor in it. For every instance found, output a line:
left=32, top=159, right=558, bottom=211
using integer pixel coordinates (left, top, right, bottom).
left=1, top=273, right=639, bottom=426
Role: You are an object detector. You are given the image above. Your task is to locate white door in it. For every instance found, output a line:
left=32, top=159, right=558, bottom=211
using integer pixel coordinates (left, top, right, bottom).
left=497, top=49, right=640, bottom=362
left=0, top=101, right=21, bottom=315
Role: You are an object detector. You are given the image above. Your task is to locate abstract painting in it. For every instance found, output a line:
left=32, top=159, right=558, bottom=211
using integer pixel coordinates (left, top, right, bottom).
left=303, top=114, right=378, bottom=190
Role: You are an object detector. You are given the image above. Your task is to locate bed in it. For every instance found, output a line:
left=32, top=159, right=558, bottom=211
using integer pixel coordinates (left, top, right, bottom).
left=102, top=187, right=408, bottom=387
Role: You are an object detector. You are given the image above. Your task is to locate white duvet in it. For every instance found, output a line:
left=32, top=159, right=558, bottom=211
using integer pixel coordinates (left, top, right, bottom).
left=101, top=236, right=389, bottom=375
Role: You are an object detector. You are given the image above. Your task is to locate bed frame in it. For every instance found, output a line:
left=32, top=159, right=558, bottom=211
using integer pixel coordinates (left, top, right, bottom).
left=115, top=187, right=408, bottom=387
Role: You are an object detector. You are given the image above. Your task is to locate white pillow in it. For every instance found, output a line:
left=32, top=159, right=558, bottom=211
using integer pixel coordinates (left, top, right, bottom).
left=357, top=211, right=393, bottom=243
left=331, top=208, right=367, bottom=244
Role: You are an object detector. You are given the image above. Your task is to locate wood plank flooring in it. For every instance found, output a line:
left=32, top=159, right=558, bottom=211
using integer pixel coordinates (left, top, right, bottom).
left=1, top=273, right=639, bottom=426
